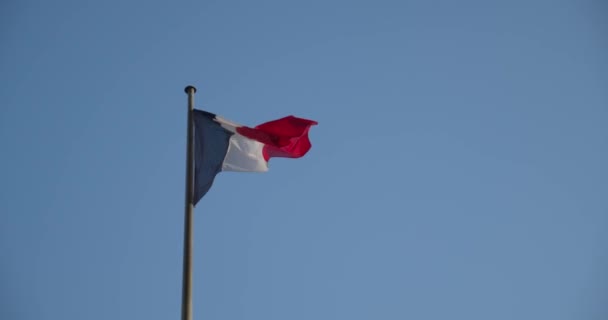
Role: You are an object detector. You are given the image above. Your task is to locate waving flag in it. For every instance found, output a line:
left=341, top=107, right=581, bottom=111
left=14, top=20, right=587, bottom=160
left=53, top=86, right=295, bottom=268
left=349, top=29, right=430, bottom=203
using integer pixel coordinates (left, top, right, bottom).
left=192, top=109, right=317, bottom=205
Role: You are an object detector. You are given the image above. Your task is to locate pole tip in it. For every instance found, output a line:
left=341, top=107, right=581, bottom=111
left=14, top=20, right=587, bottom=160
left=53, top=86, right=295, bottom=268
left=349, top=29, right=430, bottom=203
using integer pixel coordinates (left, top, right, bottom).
left=184, top=85, right=197, bottom=94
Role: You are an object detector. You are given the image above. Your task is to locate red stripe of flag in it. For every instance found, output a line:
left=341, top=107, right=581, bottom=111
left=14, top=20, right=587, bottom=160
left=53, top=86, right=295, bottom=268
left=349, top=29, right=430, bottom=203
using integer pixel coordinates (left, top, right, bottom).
left=236, top=116, right=318, bottom=161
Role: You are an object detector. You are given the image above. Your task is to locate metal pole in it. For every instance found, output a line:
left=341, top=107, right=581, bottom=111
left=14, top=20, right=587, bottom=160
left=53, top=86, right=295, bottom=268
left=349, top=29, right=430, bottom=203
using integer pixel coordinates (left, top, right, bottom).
left=181, top=85, right=197, bottom=320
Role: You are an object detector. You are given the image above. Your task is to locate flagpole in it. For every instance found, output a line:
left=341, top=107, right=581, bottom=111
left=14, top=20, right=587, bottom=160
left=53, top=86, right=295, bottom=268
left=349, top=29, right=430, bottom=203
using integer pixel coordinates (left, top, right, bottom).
left=182, top=85, right=197, bottom=320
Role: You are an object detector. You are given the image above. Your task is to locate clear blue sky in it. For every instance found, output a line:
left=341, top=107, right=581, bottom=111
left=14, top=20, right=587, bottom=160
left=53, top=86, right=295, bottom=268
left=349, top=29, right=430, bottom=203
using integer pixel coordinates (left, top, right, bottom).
left=1, top=0, right=607, bottom=319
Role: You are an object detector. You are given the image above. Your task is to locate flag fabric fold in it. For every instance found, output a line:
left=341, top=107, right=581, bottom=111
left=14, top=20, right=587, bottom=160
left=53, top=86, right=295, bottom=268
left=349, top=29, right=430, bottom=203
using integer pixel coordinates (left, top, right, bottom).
left=192, top=110, right=317, bottom=205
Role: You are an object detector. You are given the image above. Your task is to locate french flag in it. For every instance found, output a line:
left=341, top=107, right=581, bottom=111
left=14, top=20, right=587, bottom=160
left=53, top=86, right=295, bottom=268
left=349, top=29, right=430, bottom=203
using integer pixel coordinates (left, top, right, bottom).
left=192, top=110, right=317, bottom=205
